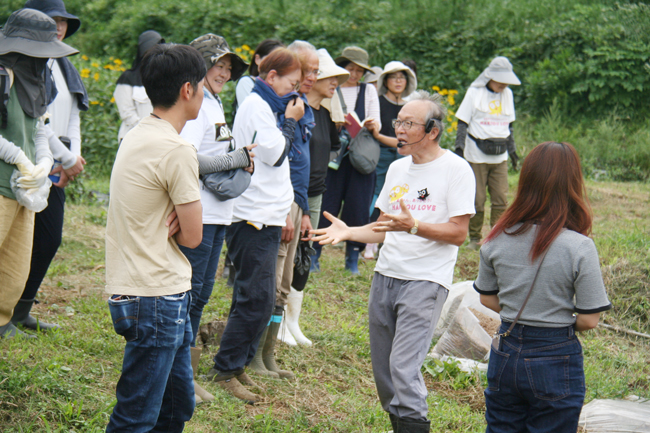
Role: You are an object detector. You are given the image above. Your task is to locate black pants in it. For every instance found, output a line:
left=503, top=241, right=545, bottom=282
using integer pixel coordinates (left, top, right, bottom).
left=315, top=155, right=376, bottom=251
left=22, top=185, right=65, bottom=300
left=213, top=221, right=281, bottom=373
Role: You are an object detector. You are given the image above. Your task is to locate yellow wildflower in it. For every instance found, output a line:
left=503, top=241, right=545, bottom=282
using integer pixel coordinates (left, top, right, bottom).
left=114, top=59, right=123, bottom=65
left=439, top=89, right=449, bottom=96
left=452, top=121, right=458, bottom=129
left=93, top=72, right=99, bottom=81
left=449, top=89, right=459, bottom=96
left=81, top=55, right=88, bottom=61
left=235, top=47, right=242, bottom=53
left=110, top=97, right=116, bottom=103
left=447, top=127, right=454, bottom=133
left=91, top=62, right=99, bottom=68
left=447, top=95, right=455, bottom=105
left=80, top=68, right=90, bottom=78
left=432, top=85, right=440, bottom=91
left=447, top=116, right=453, bottom=123
left=90, top=100, right=100, bottom=105
left=242, top=44, right=251, bottom=51
left=448, top=109, right=455, bottom=116
left=109, top=56, right=114, bottom=60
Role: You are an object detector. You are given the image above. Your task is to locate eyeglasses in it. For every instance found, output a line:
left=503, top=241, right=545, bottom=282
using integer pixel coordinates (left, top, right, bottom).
left=387, top=74, right=406, bottom=81
left=392, top=119, right=426, bottom=130
left=305, top=69, right=320, bottom=78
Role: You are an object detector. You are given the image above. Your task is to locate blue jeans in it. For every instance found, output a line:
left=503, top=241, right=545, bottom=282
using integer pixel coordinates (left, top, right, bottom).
left=485, top=322, right=585, bottom=433
left=179, top=224, right=226, bottom=346
left=106, top=293, right=195, bottom=433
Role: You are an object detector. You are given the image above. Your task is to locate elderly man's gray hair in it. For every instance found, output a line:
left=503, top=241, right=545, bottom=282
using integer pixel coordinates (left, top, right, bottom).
left=409, top=90, right=446, bottom=141
left=288, top=40, right=317, bottom=53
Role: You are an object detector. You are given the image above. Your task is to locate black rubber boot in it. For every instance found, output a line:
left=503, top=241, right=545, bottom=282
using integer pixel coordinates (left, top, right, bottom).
left=11, top=299, right=60, bottom=332
left=397, top=417, right=430, bottom=433
left=0, top=322, right=36, bottom=339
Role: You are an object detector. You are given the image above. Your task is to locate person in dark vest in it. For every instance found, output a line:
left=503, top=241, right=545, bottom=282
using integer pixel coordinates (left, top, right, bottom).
left=10, top=0, right=89, bottom=333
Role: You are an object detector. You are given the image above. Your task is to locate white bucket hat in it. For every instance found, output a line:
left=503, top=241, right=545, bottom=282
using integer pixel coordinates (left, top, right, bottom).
left=483, top=56, right=520, bottom=86
left=364, top=66, right=383, bottom=84
left=316, top=48, right=349, bottom=86
left=377, top=61, right=417, bottom=96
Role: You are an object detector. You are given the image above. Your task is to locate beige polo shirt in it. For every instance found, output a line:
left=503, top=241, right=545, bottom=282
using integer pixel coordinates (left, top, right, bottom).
left=105, top=116, right=200, bottom=296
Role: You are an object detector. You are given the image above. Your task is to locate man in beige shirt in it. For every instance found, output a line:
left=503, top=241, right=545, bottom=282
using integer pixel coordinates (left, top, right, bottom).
left=105, top=44, right=205, bottom=433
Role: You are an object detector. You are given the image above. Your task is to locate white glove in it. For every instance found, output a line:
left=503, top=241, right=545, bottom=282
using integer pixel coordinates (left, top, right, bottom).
left=17, top=160, right=52, bottom=189
left=13, top=151, right=35, bottom=177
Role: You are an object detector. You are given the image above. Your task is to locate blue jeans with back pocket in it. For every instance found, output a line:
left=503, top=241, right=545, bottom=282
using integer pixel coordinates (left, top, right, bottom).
left=106, top=292, right=195, bottom=433
left=485, top=322, right=585, bottom=433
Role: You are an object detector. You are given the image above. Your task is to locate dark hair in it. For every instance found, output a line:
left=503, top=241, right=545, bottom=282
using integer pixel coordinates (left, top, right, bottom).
left=485, top=141, right=593, bottom=260
left=336, top=59, right=351, bottom=69
left=140, top=44, right=206, bottom=109
left=249, top=39, right=284, bottom=77
left=258, top=48, right=301, bottom=80
left=402, top=59, right=417, bottom=77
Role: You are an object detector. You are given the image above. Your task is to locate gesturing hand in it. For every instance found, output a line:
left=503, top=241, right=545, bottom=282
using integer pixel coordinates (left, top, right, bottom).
left=373, top=199, right=416, bottom=233
left=310, top=211, right=351, bottom=245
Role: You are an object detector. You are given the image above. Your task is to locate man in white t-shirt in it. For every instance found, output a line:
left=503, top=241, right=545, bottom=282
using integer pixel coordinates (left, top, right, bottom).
left=312, top=91, right=475, bottom=433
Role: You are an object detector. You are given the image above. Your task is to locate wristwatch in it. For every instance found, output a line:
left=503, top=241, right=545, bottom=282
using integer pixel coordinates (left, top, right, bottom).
left=409, top=219, right=419, bottom=235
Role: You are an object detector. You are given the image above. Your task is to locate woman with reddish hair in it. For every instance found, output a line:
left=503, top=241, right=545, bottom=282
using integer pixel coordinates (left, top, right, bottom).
left=205, top=48, right=305, bottom=403
left=474, top=141, right=611, bottom=433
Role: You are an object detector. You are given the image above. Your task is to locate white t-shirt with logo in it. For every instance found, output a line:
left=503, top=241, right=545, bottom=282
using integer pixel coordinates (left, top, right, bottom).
left=374, top=151, right=476, bottom=288
left=180, top=90, right=234, bottom=225
left=455, top=86, right=515, bottom=164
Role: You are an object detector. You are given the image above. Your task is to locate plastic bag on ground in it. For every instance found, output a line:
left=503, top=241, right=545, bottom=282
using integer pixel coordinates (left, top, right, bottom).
left=578, top=397, right=650, bottom=432
left=430, top=305, right=493, bottom=361
left=433, top=280, right=475, bottom=339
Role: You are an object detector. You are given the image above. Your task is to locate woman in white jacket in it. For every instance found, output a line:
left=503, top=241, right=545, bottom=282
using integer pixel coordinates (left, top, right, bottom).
left=113, top=30, right=164, bottom=143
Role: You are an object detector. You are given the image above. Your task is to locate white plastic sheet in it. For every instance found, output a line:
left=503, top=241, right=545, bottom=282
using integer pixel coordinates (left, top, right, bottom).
left=579, top=398, right=650, bottom=432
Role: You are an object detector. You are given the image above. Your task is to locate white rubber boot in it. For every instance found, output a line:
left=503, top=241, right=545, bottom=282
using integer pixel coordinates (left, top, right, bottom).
left=277, top=307, right=297, bottom=346
left=286, top=287, right=312, bottom=346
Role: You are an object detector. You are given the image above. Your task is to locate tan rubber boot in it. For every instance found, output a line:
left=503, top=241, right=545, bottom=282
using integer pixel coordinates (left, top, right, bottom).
left=207, top=369, right=261, bottom=404
left=190, top=347, right=214, bottom=402
left=264, top=321, right=295, bottom=380
left=249, top=327, right=280, bottom=378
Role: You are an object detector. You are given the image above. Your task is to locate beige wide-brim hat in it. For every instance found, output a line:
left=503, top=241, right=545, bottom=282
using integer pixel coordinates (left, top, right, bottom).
left=377, top=61, right=417, bottom=96
left=0, top=9, right=78, bottom=58
left=364, top=66, right=383, bottom=84
left=334, top=46, right=372, bottom=72
left=316, top=48, right=349, bottom=86
left=485, top=56, right=521, bottom=85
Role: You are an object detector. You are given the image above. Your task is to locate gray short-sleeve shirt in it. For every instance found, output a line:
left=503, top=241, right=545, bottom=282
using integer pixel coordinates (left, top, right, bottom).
left=474, top=224, right=611, bottom=327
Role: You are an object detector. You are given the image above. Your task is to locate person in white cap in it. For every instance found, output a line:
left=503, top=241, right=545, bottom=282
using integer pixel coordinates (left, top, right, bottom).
left=364, top=66, right=383, bottom=90
left=276, top=48, right=350, bottom=347
left=454, top=56, right=521, bottom=250
left=0, top=8, right=77, bottom=339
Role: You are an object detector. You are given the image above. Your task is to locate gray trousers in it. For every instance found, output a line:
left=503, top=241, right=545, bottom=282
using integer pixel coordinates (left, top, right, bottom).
left=368, top=273, right=448, bottom=421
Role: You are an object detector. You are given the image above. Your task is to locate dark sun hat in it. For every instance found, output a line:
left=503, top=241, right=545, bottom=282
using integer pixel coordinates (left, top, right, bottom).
left=335, top=46, right=372, bottom=72
left=0, top=9, right=78, bottom=58
left=190, top=34, right=249, bottom=82
left=23, top=0, right=81, bottom=39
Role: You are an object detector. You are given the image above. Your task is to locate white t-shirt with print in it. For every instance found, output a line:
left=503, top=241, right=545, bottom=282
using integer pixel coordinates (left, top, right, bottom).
left=180, top=90, right=234, bottom=225
left=455, top=86, right=515, bottom=164
left=374, top=151, right=476, bottom=288
left=231, top=92, right=293, bottom=227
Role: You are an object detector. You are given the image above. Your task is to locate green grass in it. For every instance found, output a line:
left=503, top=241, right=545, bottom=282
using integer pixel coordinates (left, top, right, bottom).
left=1, top=177, right=649, bottom=431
